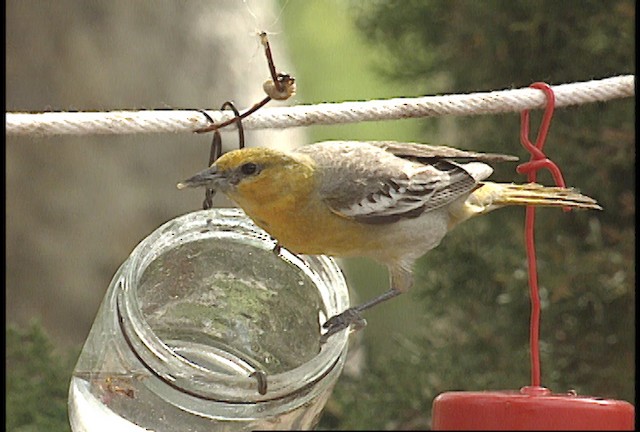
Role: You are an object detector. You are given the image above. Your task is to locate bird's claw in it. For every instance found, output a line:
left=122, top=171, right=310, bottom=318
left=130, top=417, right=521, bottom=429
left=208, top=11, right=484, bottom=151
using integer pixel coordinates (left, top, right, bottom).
left=320, top=308, right=367, bottom=344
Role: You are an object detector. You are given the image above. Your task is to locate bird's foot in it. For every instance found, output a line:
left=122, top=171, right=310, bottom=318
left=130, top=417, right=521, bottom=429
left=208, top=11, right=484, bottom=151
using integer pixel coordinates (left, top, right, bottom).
left=320, top=308, right=367, bottom=344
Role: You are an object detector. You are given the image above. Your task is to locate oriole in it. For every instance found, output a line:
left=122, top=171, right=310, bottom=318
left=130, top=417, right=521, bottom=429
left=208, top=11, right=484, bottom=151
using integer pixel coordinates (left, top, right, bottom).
left=178, top=141, right=601, bottom=342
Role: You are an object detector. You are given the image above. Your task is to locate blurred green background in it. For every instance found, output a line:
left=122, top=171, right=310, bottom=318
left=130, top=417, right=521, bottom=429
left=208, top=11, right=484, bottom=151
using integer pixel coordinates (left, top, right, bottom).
left=7, top=0, right=634, bottom=430
left=282, top=2, right=635, bottom=428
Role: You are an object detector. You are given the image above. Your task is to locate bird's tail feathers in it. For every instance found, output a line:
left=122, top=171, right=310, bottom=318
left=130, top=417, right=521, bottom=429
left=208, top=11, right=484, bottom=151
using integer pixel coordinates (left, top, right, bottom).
left=471, top=182, right=602, bottom=211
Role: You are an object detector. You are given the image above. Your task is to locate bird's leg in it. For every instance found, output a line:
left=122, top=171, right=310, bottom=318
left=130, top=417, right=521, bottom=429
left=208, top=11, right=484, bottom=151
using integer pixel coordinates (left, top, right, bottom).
left=320, top=288, right=401, bottom=343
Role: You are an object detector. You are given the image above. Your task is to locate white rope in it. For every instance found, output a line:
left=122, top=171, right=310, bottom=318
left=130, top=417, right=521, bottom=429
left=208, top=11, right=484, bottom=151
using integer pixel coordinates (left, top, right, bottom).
left=6, top=75, right=634, bottom=137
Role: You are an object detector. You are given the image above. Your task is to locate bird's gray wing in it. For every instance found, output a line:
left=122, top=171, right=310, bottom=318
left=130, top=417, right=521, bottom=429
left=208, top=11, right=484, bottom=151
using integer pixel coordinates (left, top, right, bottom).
left=366, top=140, right=518, bottom=163
left=297, top=141, right=481, bottom=225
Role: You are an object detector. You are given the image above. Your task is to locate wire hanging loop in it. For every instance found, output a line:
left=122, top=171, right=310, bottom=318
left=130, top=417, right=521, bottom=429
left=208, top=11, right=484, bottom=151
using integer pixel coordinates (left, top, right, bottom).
left=200, top=102, right=245, bottom=210
left=517, top=82, right=570, bottom=212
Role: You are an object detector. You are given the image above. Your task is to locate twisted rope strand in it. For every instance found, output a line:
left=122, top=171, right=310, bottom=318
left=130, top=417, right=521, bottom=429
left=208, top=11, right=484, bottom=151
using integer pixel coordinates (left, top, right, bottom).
left=6, top=75, right=634, bottom=137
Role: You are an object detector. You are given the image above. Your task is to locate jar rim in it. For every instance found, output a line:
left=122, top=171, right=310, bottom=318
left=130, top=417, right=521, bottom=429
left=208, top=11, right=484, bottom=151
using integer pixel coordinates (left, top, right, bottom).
left=117, top=208, right=350, bottom=403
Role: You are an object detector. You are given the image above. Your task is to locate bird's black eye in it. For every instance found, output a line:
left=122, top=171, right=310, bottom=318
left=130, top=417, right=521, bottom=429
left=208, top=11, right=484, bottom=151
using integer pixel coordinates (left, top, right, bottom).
left=240, top=162, right=259, bottom=175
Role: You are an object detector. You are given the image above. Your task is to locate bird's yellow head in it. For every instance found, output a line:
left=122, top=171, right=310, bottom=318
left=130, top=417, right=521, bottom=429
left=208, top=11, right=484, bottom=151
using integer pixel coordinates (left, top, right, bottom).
left=177, top=146, right=316, bottom=208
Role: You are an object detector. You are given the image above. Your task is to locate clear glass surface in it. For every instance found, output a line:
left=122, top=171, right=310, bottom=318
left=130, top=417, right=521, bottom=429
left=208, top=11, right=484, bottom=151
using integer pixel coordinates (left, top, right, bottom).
left=69, top=208, right=350, bottom=431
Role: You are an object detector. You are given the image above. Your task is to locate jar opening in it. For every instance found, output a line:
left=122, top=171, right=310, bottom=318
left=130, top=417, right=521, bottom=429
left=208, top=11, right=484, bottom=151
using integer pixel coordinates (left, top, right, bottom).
left=118, top=209, right=349, bottom=403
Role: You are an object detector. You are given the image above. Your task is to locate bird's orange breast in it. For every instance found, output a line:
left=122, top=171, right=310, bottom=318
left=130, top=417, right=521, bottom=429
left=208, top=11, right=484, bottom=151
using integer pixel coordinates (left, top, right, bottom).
left=234, top=189, right=377, bottom=256
left=226, top=168, right=378, bottom=256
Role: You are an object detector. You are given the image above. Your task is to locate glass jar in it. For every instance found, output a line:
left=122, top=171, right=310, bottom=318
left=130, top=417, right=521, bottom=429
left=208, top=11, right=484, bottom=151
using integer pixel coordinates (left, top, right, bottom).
left=68, top=208, right=350, bottom=431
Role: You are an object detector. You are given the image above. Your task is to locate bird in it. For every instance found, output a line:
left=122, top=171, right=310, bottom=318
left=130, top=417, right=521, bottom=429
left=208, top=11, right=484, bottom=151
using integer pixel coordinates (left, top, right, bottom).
left=177, top=140, right=601, bottom=342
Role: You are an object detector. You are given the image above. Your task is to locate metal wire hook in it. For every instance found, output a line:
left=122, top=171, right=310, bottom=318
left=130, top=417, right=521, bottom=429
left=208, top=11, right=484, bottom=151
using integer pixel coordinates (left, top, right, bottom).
left=517, top=82, right=567, bottom=194
left=516, top=82, right=571, bottom=389
left=249, top=370, right=268, bottom=395
left=194, top=32, right=295, bottom=134
left=199, top=102, right=245, bottom=210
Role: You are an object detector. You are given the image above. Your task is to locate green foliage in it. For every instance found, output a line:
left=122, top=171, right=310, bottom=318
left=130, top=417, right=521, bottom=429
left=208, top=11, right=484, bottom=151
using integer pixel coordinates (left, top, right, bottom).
left=6, top=323, right=77, bottom=432
left=315, top=0, right=634, bottom=429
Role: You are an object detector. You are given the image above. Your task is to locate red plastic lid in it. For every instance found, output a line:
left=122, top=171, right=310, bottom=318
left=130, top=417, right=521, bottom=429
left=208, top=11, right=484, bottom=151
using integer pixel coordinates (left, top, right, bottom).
left=432, top=387, right=635, bottom=430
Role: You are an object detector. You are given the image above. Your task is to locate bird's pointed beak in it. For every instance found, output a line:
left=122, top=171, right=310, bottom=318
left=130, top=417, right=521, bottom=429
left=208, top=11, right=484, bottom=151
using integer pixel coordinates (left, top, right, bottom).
left=177, top=165, right=222, bottom=190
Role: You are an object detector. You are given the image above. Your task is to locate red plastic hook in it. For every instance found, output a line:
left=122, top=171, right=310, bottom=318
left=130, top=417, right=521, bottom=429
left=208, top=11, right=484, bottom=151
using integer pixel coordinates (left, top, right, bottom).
left=517, top=82, right=570, bottom=389
left=517, top=82, right=569, bottom=200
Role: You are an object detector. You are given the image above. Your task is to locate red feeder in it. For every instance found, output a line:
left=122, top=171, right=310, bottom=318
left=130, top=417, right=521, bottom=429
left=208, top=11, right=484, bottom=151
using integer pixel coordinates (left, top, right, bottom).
left=431, top=83, right=635, bottom=430
left=432, top=387, right=635, bottom=430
